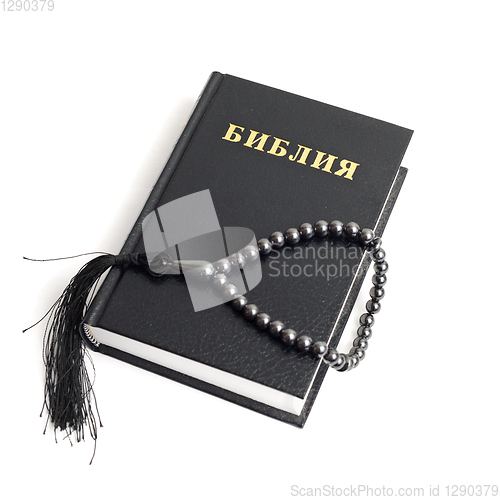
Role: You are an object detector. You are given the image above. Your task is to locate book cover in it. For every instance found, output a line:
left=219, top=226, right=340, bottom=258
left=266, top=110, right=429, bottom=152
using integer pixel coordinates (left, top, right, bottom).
left=83, top=72, right=413, bottom=427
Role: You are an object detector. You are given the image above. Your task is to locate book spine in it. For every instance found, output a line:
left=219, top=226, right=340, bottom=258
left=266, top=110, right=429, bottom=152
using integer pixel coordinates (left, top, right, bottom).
left=82, top=72, right=225, bottom=343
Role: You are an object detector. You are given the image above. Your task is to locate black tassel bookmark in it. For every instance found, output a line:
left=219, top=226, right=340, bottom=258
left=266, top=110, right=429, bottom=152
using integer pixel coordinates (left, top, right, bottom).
left=23, top=252, right=151, bottom=464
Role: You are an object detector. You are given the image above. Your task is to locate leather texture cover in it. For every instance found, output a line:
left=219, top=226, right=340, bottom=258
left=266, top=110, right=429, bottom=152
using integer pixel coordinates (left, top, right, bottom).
left=83, top=72, right=413, bottom=427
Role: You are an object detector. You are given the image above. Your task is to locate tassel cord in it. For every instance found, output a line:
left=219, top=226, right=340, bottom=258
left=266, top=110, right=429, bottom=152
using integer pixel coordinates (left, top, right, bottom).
left=24, top=253, right=123, bottom=464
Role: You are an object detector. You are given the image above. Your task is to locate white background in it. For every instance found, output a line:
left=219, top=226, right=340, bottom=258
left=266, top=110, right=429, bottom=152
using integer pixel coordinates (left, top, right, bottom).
left=1, top=1, right=498, bottom=499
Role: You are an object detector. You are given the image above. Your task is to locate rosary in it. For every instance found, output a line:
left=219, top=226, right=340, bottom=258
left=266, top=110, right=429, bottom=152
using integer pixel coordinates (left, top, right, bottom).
left=143, top=218, right=388, bottom=373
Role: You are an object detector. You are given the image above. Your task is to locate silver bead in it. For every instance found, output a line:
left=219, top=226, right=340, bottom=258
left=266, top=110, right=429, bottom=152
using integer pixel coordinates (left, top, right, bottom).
left=215, top=258, right=231, bottom=274
left=229, top=252, right=246, bottom=269
left=242, top=303, right=259, bottom=321
left=241, top=245, right=259, bottom=262
left=231, top=295, right=248, bottom=311
left=297, top=335, right=313, bottom=351
left=213, top=273, right=228, bottom=290
left=255, top=313, right=271, bottom=330
left=328, top=220, right=344, bottom=237
left=281, top=328, right=297, bottom=346
left=285, top=228, right=300, bottom=245
left=311, top=341, right=328, bottom=358
left=188, top=262, right=215, bottom=281
left=269, top=231, right=285, bottom=249
left=257, top=238, right=272, bottom=255
left=268, top=320, right=284, bottom=338
left=222, top=283, right=238, bottom=300
left=299, top=223, right=314, bottom=240
left=314, top=220, right=329, bottom=237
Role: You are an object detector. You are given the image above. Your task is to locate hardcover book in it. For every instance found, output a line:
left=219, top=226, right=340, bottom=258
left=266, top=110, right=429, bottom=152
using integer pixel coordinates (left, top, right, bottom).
left=83, top=72, right=413, bottom=427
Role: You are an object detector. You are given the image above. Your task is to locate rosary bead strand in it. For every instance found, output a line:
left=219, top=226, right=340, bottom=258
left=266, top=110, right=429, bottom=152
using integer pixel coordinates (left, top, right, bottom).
left=204, top=220, right=388, bottom=372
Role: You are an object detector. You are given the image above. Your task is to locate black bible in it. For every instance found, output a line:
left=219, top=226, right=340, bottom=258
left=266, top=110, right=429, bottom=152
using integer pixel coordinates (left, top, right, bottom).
left=83, top=72, right=413, bottom=427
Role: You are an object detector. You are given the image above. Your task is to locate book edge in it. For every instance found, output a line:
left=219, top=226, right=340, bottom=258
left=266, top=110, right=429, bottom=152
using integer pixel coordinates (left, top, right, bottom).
left=227, top=74, right=414, bottom=136
left=88, top=324, right=305, bottom=416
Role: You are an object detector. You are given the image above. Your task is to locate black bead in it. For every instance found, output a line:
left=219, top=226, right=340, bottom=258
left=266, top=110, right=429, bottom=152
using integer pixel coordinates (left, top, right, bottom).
left=359, top=228, right=374, bottom=246
left=328, top=220, right=344, bottom=237
left=359, top=313, right=375, bottom=327
left=329, top=352, right=345, bottom=370
left=374, top=261, right=389, bottom=275
left=285, top=227, right=300, bottom=245
left=372, top=274, right=387, bottom=287
left=357, top=326, right=372, bottom=340
left=231, top=295, right=248, bottom=311
left=299, top=223, right=314, bottom=240
left=332, top=353, right=348, bottom=371
left=354, top=336, right=369, bottom=349
left=338, top=355, right=353, bottom=371
left=255, top=313, right=271, bottom=330
left=366, top=299, right=381, bottom=314
left=296, top=335, right=313, bottom=351
left=281, top=328, right=298, bottom=346
left=268, top=320, right=285, bottom=338
left=370, top=286, right=385, bottom=301
left=349, top=355, right=360, bottom=369
left=344, top=222, right=360, bottom=241
left=372, top=249, right=386, bottom=262
left=324, top=348, right=339, bottom=365
left=344, top=356, right=355, bottom=371
left=269, top=231, right=285, bottom=249
left=337, top=358, right=350, bottom=372
left=311, top=341, right=328, bottom=358
left=354, top=347, right=366, bottom=360
left=257, top=238, right=272, bottom=255
left=369, top=237, right=382, bottom=252
left=242, top=303, right=259, bottom=321
left=314, top=220, right=329, bottom=237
